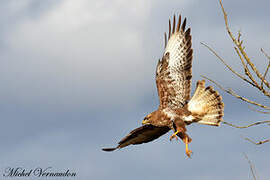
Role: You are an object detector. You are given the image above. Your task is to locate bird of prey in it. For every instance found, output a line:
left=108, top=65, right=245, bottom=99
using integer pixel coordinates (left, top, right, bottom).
left=102, top=14, right=224, bottom=157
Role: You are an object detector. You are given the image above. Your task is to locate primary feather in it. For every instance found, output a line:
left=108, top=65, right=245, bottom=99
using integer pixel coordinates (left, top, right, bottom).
left=156, top=14, right=193, bottom=109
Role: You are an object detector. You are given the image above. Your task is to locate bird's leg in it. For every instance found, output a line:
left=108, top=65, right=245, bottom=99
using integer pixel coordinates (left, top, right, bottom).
left=170, top=118, right=186, bottom=141
left=169, top=131, right=179, bottom=141
left=183, top=135, right=192, bottom=158
left=170, top=126, right=186, bottom=141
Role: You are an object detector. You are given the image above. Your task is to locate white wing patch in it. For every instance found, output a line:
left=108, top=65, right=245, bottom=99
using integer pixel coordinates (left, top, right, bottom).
left=165, top=34, right=185, bottom=71
left=182, top=115, right=195, bottom=122
left=156, top=15, right=193, bottom=109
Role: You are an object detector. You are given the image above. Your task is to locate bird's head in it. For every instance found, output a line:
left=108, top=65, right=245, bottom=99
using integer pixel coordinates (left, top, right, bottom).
left=142, top=111, right=158, bottom=125
left=142, top=114, right=152, bottom=125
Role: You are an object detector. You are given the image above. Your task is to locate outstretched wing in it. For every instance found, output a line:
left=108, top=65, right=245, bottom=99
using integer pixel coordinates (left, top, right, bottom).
left=102, top=125, right=170, bottom=151
left=156, top=15, right=193, bottom=109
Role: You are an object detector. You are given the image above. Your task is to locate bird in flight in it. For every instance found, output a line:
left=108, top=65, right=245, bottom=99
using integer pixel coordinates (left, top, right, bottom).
left=102, top=14, right=224, bottom=157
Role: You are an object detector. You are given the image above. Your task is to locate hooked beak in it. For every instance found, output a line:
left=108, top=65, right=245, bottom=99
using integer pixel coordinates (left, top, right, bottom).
left=142, top=119, right=149, bottom=125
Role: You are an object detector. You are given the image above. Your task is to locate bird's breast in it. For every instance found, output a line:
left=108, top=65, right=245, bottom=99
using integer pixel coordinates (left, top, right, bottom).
left=162, top=108, right=177, bottom=119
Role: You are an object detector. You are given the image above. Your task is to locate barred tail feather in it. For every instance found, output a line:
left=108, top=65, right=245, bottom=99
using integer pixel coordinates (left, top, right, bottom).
left=187, top=80, right=224, bottom=126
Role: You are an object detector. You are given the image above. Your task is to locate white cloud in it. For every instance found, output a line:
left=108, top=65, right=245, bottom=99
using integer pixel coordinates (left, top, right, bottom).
left=1, top=0, right=157, bottom=109
left=1, top=0, right=269, bottom=110
left=1, top=1, right=270, bottom=180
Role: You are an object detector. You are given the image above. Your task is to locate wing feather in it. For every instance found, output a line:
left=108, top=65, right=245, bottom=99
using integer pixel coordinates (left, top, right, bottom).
left=102, top=125, right=170, bottom=151
left=156, top=14, right=193, bottom=109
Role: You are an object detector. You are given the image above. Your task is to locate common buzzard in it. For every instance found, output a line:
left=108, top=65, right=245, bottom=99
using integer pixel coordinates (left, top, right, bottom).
left=102, top=14, right=224, bottom=157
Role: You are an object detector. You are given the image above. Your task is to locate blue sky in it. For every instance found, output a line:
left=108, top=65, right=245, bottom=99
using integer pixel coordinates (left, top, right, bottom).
left=0, top=0, right=269, bottom=179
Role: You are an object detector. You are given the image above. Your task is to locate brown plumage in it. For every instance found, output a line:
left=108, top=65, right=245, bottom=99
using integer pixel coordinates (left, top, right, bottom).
left=102, top=125, right=170, bottom=152
left=102, top=14, right=224, bottom=157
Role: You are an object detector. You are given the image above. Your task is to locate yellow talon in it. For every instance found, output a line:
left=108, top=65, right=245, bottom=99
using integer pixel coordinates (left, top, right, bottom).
left=184, top=137, right=193, bottom=158
left=169, top=131, right=179, bottom=141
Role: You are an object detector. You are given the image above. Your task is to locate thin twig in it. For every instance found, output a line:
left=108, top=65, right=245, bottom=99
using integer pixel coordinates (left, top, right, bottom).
left=244, top=137, right=270, bottom=145
left=222, top=120, right=270, bottom=129
left=218, top=0, right=270, bottom=95
left=201, top=42, right=255, bottom=87
left=243, top=153, right=258, bottom=180
left=212, top=0, right=270, bottom=149
left=260, top=48, right=270, bottom=88
left=218, top=0, right=237, bottom=45
left=241, top=46, right=270, bottom=91
left=201, top=75, right=270, bottom=110
left=234, top=47, right=260, bottom=87
left=248, top=105, right=270, bottom=114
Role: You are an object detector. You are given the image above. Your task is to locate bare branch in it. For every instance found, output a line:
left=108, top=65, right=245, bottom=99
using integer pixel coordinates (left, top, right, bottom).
left=248, top=105, right=270, bottom=114
left=234, top=47, right=260, bottom=87
left=242, top=47, right=270, bottom=91
left=218, top=0, right=237, bottom=45
left=201, top=75, right=270, bottom=110
left=218, top=0, right=270, bottom=96
left=201, top=43, right=255, bottom=87
left=244, top=137, right=270, bottom=145
left=222, top=120, right=270, bottom=129
left=202, top=1, right=270, bottom=147
left=260, top=48, right=270, bottom=88
left=243, top=153, right=258, bottom=180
